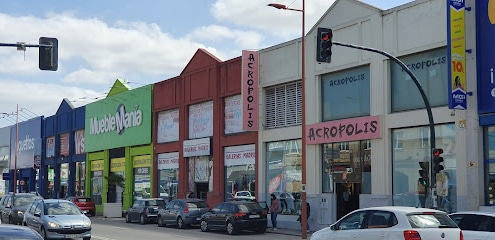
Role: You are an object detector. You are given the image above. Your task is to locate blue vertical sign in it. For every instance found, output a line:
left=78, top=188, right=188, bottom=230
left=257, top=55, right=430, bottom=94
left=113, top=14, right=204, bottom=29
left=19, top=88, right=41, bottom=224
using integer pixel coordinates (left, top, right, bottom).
left=477, top=0, right=495, bottom=114
left=10, top=117, right=42, bottom=169
left=447, top=0, right=467, bottom=110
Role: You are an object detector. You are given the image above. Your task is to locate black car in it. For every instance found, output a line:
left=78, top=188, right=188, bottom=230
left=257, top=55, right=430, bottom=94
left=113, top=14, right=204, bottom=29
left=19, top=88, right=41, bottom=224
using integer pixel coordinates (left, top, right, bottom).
left=0, top=224, right=43, bottom=240
left=0, top=193, right=43, bottom=225
left=125, top=198, right=166, bottom=224
left=200, top=201, right=267, bottom=235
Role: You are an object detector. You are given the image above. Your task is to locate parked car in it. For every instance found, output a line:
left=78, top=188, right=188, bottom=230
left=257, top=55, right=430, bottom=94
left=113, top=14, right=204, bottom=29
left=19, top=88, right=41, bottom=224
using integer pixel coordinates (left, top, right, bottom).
left=0, top=193, right=43, bottom=225
left=0, top=224, right=43, bottom=240
left=126, top=198, right=165, bottom=224
left=449, top=211, right=495, bottom=240
left=310, top=206, right=463, bottom=240
left=66, top=196, right=96, bottom=216
left=22, top=199, right=91, bottom=240
left=157, top=198, right=209, bottom=229
left=200, top=200, right=267, bottom=235
left=233, top=191, right=256, bottom=201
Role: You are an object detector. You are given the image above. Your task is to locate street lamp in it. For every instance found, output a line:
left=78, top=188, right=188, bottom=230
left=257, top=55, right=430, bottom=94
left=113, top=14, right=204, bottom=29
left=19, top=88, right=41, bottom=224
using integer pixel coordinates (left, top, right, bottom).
left=268, top=1, right=307, bottom=239
left=1, top=105, right=19, bottom=194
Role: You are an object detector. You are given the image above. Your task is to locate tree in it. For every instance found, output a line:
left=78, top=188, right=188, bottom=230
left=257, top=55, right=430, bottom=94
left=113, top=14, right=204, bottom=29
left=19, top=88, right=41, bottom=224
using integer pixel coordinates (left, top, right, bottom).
left=105, top=173, right=125, bottom=203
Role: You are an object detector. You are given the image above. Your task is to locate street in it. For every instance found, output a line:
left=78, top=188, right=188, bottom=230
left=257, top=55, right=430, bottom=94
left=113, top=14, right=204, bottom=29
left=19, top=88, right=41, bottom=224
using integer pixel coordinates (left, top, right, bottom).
left=90, top=217, right=307, bottom=240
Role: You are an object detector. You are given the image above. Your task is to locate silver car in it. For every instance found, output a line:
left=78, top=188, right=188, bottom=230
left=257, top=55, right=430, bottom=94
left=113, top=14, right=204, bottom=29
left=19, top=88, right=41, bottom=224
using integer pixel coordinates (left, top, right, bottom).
left=157, top=198, right=209, bottom=229
left=22, top=199, right=91, bottom=240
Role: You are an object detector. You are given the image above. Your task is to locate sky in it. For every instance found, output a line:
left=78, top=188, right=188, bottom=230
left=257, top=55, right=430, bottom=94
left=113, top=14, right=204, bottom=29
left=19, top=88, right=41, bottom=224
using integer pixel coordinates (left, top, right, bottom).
left=0, top=0, right=413, bottom=128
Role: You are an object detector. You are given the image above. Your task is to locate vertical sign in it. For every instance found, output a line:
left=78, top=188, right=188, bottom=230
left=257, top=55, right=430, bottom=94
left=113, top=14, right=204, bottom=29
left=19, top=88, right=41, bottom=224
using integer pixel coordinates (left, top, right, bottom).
left=224, top=95, right=243, bottom=134
left=448, top=0, right=467, bottom=109
left=74, top=129, right=85, bottom=154
left=46, top=136, right=55, bottom=158
left=59, top=133, right=70, bottom=157
left=477, top=0, right=495, bottom=114
left=242, top=50, right=259, bottom=131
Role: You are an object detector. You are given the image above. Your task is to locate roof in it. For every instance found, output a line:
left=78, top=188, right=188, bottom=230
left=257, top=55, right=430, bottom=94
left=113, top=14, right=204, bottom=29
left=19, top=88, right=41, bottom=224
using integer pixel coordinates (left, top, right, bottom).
left=360, top=206, right=446, bottom=214
left=449, top=211, right=495, bottom=217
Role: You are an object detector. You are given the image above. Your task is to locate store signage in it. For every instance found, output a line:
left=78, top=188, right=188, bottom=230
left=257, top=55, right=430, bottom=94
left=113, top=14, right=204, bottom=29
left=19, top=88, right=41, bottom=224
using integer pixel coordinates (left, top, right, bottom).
left=89, top=103, right=143, bottom=136
left=224, top=144, right=255, bottom=166
left=133, top=155, right=151, bottom=168
left=157, top=109, right=179, bottom=143
left=74, top=129, right=85, bottom=154
left=242, top=50, right=259, bottom=131
left=91, top=160, right=104, bottom=171
left=447, top=0, right=467, bottom=110
left=10, top=116, right=42, bottom=169
left=225, top=95, right=243, bottom=134
left=157, top=152, right=179, bottom=169
left=46, top=136, right=55, bottom=158
left=183, top=138, right=211, bottom=157
left=188, top=101, right=213, bottom=139
left=110, top=157, right=126, bottom=172
left=477, top=0, right=495, bottom=113
left=59, top=133, right=69, bottom=157
left=306, top=115, right=381, bottom=144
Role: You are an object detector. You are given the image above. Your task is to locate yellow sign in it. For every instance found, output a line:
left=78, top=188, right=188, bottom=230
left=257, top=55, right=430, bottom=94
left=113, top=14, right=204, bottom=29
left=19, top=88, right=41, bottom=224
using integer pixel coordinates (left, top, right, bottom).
left=449, top=0, right=466, bottom=109
left=110, top=157, right=126, bottom=172
left=91, top=160, right=104, bottom=171
left=133, top=155, right=151, bottom=168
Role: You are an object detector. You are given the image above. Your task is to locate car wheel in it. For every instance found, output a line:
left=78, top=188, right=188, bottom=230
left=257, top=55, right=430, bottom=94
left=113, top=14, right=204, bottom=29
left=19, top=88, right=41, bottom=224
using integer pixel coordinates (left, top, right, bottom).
left=157, top=216, right=165, bottom=227
left=8, top=217, right=12, bottom=225
left=177, top=217, right=185, bottom=229
left=41, top=227, right=48, bottom=240
left=125, top=213, right=131, bottom=223
left=83, top=237, right=91, bottom=240
left=226, top=221, right=237, bottom=235
left=200, top=220, right=209, bottom=232
left=140, top=214, right=146, bottom=225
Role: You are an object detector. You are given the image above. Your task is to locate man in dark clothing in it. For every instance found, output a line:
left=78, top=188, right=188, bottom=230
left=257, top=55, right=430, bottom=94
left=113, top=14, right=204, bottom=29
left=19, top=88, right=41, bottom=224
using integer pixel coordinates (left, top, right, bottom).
left=297, top=202, right=311, bottom=232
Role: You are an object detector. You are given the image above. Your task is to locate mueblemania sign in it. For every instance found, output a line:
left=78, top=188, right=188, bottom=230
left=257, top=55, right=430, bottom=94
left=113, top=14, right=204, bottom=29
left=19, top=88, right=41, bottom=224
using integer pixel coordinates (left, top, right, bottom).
left=447, top=0, right=467, bottom=110
left=242, top=50, right=259, bottom=131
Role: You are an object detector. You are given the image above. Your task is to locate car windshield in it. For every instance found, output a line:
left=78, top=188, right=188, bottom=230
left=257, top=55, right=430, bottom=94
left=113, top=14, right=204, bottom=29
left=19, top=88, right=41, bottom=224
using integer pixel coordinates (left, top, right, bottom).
left=237, top=203, right=262, bottom=213
left=407, top=213, right=458, bottom=228
left=147, top=200, right=165, bottom=207
left=76, top=198, right=92, bottom=203
left=187, top=201, right=208, bottom=209
left=14, top=195, right=42, bottom=207
left=44, top=202, right=82, bottom=215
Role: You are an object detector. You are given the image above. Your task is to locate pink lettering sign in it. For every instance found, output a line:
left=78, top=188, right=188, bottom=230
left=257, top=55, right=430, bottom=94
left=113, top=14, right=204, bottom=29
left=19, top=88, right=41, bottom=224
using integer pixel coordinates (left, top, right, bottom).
left=242, top=50, right=259, bottom=131
left=306, top=116, right=381, bottom=144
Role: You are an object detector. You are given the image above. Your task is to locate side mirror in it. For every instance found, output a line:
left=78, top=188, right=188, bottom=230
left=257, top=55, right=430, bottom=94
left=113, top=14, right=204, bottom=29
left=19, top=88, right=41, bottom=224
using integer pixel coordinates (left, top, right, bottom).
left=34, top=212, right=41, bottom=217
left=330, top=224, right=337, bottom=231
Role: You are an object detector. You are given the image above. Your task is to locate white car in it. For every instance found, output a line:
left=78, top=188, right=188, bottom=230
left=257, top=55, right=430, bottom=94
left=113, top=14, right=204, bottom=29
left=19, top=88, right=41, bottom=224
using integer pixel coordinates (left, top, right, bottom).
left=233, top=191, right=255, bottom=200
left=449, top=211, right=495, bottom=240
left=310, top=206, right=463, bottom=240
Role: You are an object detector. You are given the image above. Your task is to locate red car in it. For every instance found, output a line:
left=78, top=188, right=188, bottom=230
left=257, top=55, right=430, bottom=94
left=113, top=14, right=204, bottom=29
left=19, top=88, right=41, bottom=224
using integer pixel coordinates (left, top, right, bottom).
left=67, top=196, right=96, bottom=216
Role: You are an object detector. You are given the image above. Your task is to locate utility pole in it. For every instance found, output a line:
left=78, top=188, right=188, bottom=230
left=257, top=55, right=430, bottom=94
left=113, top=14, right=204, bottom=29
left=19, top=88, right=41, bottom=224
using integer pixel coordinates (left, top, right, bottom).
left=0, top=37, right=58, bottom=71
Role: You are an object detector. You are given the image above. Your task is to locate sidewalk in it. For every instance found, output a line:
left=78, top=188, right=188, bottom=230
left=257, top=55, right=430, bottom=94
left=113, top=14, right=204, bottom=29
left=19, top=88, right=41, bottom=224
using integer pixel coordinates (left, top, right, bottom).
left=266, top=228, right=313, bottom=238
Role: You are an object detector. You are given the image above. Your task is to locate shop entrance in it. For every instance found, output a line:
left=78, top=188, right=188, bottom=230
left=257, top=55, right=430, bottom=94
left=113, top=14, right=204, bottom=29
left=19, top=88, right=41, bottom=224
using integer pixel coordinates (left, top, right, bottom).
left=195, top=182, right=209, bottom=200
left=336, top=182, right=361, bottom=219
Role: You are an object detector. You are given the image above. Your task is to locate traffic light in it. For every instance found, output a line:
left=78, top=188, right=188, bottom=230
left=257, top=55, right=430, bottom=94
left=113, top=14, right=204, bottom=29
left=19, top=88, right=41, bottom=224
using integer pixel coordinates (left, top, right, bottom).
left=418, top=161, right=429, bottom=186
left=39, top=37, right=58, bottom=71
left=433, top=148, right=444, bottom=173
left=317, top=27, right=332, bottom=63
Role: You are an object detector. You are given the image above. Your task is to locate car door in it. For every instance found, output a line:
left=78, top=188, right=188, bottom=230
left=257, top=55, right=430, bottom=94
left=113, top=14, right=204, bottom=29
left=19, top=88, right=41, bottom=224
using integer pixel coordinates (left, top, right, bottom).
left=26, top=202, right=43, bottom=232
left=1, top=196, right=12, bottom=223
left=129, top=201, right=142, bottom=221
left=161, top=200, right=175, bottom=224
left=450, top=213, right=491, bottom=240
left=208, top=203, right=224, bottom=228
left=359, top=210, right=394, bottom=240
left=332, top=210, right=368, bottom=240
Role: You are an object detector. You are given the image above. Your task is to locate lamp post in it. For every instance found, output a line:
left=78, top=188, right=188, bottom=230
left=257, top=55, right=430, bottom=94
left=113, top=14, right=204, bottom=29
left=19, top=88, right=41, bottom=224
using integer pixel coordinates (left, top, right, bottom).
left=2, top=105, right=19, bottom=194
left=268, top=2, right=307, bottom=239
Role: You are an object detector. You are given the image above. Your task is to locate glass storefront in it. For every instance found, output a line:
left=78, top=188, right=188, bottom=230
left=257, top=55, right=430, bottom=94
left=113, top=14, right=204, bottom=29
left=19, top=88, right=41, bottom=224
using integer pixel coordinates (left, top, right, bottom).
left=75, top=162, right=85, bottom=196
left=157, top=152, right=179, bottom=202
left=60, top=163, right=69, bottom=198
left=484, top=126, right=495, bottom=205
left=224, top=144, right=256, bottom=201
left=47, top=165, right=55, bottom=198
left=392, top=124, right=456, bottom=213
left=91, top=160, right=103, bottom=205
left=110, top=158, right=125, bottom=203
left=266, top=140, right=302, bottom=215
left=187, top=156, right=211, bottom=200
left=322, top=140, right=371, bottom=194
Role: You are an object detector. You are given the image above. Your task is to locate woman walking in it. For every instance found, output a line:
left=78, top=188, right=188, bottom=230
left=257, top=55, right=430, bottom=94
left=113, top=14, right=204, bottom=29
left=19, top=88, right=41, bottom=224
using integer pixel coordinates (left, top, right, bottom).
left=270, top=193, right=280, bottom=230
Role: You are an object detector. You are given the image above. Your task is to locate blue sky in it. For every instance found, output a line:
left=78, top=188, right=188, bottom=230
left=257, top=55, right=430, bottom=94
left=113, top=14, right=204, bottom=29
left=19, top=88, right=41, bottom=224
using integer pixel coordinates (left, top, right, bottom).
left=0, top=0, right=412, bottom=128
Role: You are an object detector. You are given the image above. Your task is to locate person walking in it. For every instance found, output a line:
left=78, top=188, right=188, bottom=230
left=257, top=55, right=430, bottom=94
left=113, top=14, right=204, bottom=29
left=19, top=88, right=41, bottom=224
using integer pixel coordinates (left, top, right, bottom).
left=270, top=193, right=280, bottom=230
left=297, top=202, right=311, bottom=232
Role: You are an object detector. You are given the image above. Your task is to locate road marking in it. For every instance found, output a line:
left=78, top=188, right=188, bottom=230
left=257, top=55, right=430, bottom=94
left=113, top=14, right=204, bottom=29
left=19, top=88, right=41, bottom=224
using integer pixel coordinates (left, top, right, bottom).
left=92, top=235, right=117, bottom=240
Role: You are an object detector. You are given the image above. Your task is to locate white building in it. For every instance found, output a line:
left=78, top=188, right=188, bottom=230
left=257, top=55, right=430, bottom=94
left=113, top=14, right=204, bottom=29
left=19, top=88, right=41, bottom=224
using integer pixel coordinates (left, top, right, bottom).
left=258, top=0, right=484, bottom=231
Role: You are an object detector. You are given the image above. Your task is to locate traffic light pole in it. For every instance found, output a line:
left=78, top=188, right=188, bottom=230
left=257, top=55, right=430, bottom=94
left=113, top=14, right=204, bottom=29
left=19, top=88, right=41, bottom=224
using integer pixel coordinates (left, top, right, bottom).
left=0, top=37, right=58, bottom=71
left=333, top=41, right=438, bottom=208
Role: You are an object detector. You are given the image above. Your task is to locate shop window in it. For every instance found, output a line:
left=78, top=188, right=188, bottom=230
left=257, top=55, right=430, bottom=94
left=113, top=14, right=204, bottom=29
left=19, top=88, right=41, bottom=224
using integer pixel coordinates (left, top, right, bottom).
left=266, top=140, right=302, bottom=215
left=321, top=65, right=370, bottom=121
left=391, top=48, right=448, bottom=112
left=392, top=124, right=456, bottom=212
left=265, top=81, right=302, bottom=129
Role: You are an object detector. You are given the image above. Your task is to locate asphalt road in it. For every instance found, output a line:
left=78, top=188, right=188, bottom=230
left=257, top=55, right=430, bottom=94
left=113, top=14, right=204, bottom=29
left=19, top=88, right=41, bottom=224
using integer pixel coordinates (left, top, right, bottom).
left=90, top=217, right=308, bottom=240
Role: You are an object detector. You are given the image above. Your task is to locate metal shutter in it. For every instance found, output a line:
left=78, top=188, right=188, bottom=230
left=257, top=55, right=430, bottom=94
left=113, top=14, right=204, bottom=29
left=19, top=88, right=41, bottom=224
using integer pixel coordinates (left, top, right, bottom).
left=264, top=81, right=302, bottom=129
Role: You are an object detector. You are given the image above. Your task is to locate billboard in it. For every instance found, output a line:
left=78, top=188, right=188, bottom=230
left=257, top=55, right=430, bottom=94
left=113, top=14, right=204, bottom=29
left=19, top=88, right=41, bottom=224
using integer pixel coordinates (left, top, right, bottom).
left=10, top=117, right=42, bottom=169
left=447, top=0, right=467, bottom=110
left=85, top=85, right=152, bottom=152
left=477, top=0, right=495, bottom=113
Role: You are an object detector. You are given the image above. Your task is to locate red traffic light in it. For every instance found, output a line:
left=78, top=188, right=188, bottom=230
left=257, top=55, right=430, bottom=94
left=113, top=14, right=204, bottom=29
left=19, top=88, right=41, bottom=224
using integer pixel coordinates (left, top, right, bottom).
left=433, top=148, right=443, bottom=157
left=321, top=32, right=332, bottom=41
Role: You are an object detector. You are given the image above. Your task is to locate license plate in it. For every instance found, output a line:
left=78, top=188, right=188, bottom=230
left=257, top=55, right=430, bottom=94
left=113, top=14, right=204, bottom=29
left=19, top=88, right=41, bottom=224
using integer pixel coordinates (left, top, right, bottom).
left=196, top=217, right=201, bottom=221
left=82, top=210, right=88, bottom=213
left=65, top=234, right=79, bottom=239
left=249, top=215, right=260, bottom=218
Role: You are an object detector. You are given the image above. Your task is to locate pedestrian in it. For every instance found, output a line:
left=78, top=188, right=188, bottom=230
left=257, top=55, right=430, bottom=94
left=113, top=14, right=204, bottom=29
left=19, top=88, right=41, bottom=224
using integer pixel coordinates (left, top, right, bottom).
left=297, top=202, right=311, bottom=232
left=269, top=193, right=280, bottom=230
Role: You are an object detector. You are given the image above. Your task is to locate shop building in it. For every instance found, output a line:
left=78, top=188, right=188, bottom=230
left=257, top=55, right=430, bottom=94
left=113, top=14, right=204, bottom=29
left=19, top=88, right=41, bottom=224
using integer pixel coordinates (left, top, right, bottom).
left=258, top=0, right=482, bottom=231
left=0, top=127, right=11, bottom=195
left=153, top=49, right=258, bottom=207
left=41, top=99, right=86, bottom=199
left=85, top=81, right=153, bottom=214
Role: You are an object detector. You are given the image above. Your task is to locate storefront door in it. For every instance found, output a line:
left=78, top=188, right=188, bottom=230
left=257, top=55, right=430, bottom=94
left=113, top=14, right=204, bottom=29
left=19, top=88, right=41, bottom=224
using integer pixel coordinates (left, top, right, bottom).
left=336, top=182, right=361, bottom=219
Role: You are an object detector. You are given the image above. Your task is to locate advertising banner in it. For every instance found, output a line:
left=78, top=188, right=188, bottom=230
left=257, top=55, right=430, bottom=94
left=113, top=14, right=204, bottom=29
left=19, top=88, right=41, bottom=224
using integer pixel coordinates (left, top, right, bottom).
left=447, top=0, right=467, bottom=109
left=46, top=136, right=55, bottom=158
left=241, top=50, right=259, bottom=131
left=224, top=144, right=255, bottom=166
left=188, top=101, right=213, bottom=139
left=306, top=115, right=381, bottom=144
left=157, top=152, right=179, bottom=170
left=85, top=85, right=152, bottom=152
left=74, top=129, right=85, bottom=154
left=157, top=109, right=179, bottom=143
left=183, top=137, right=211, bottom=157
left=224, top=95, right=243, bottom=134
left=477, top=0, right=495, bottom=114
left=10, top=117, right=42, bottom=169
left=59, top=133, right=69, bottom=157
